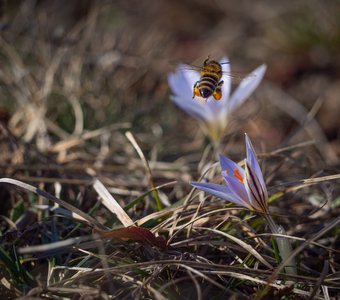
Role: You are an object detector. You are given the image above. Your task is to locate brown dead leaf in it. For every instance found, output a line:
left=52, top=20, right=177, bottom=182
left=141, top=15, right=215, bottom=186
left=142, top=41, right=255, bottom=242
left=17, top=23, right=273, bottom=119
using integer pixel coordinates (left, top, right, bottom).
left=93, top=226, right=167, bottom=249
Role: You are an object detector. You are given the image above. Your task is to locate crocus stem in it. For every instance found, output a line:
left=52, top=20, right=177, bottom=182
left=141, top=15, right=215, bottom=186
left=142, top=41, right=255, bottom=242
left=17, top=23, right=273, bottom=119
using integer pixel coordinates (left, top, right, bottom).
left=264, top=213, right=297, bottom=275
left=212, top=141, right=222, bottom=161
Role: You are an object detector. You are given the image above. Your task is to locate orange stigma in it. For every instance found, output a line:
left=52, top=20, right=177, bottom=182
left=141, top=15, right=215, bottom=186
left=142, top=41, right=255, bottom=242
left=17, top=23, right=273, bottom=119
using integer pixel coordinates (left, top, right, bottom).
left=233, top=168, right=244, bottom=183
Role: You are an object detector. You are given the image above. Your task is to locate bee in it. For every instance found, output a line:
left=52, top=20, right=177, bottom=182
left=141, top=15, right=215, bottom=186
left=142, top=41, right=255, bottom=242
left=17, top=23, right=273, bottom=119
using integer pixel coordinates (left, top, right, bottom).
left=192, top=57, right=229, bottom=101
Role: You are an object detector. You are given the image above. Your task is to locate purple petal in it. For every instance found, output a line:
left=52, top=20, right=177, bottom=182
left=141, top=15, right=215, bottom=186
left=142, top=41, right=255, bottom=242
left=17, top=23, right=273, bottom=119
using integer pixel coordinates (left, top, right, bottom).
left=245, top=134, right=266, bottom=193
left=191, top=182, right=247, bottom=207
left=219, top=154, right=245, bottom=179
left=227, top=64, right=267, bottom=113
left=244, top=162, right=268, bottom=213
left=222, top=174, right=252, bottom=209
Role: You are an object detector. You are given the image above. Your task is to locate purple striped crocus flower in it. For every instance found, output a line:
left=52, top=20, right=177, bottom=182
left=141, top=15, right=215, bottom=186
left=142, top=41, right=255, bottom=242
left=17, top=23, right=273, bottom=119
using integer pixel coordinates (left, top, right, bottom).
left=191, top=134, right=268, bottom=213
left=192, top=135, right=297, bottom=274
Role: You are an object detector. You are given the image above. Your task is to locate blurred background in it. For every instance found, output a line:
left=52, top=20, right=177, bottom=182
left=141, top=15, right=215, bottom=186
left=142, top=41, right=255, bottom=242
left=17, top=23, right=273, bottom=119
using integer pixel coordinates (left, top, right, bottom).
left=0, top=0, right=339, bottom=206
left=1, top=0, right=340, bottom=147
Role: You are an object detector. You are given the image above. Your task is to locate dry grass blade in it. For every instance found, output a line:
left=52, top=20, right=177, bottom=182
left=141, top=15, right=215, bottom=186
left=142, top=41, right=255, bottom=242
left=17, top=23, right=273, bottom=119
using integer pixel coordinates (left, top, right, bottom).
left=166, top=207, right=245, bottom=244
left=49, top=123, right=131, bottom=153
left=255, top=233, right=340, bottom=254
left=174, top=264, right=230, bottom=294
left=308, top=260, right=329, bottom=300
left=136, top=209, right=174, bottom=227
left=34, top=205, right=89, bottom=223
left=321, top=286, right=331, bottom=300
left=270, top=140, right=316, bottom=154
left=262, top=214, right=340, bottom=295
left=0, top=177, right=105, bottom=229
left=125, top=131, right=162, bottom=210
left=199, top=227, right=273, bottom=269
left=18, top=236, right=90, bottom=254
left=187, top=270, right=202, bottom=300
left=274, top=174, right=340, bottom=197
left=296, top=174, right=340, bottom=185
left=93, top=179, right=134, bottom=227
left=282, top=174, right=340, bottom=187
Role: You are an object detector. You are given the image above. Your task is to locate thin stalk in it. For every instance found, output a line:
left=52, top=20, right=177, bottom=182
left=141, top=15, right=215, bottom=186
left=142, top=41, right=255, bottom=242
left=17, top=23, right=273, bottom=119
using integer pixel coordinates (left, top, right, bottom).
left=125, top=131, right=163, bottom=210
left=264, top=213, right=297, bottom=275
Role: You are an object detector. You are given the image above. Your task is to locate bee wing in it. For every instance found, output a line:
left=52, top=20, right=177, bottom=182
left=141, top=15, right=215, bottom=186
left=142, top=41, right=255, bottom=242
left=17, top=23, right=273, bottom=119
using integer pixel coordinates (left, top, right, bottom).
left=220, top=71, right=256, bottom=82
left=176, top=61, right=256, bottom=83
left=178, top=64, right=203, bottom=72
left=179, top=64, right=255, bottom=82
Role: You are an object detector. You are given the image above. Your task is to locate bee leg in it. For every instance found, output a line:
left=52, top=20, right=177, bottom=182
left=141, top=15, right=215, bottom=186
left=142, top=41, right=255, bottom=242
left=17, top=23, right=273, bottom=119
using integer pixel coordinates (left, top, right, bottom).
left=213, top=81, right=224, bottom=100
left=193, top=81, right=200, bottom=99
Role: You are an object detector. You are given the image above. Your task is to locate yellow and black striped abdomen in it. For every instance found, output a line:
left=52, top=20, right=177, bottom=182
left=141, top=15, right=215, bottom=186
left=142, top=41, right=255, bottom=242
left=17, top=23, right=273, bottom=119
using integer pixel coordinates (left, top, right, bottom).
left=198, top=72, right=220, bottom=98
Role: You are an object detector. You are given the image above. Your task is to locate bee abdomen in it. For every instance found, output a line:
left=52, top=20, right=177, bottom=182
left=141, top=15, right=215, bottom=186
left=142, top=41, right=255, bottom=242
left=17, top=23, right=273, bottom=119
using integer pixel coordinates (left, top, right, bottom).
left=200, top=73, right=219, bottom=85
left=198, top=73, right=219, bottom=97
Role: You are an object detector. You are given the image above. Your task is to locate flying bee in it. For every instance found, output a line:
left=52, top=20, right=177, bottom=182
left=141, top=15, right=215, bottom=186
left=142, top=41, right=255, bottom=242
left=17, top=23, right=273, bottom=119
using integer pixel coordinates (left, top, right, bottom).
left=178, top=57, right=253, bottom=101
left=185, top=57, right=229, bottom=101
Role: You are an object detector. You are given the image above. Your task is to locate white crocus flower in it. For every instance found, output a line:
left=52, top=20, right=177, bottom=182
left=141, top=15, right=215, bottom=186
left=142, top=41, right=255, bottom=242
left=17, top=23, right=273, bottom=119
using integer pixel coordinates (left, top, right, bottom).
left=168, top=57, right=266, bottom=145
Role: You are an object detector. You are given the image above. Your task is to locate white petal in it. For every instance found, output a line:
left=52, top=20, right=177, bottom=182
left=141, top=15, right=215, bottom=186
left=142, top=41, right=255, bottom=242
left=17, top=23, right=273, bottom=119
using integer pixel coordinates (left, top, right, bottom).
left=205, top=98, right=226, bottom=121
left=182, top=65, right=200, bottom=89
left=170, top=95, right=209, bottom=121
left=168, top=69, right=192, bottom=99
left=227, top=64, right=267, bottom=113
left=220, top=56, right=231, bottom=101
